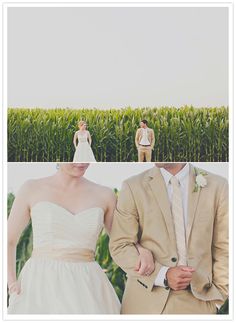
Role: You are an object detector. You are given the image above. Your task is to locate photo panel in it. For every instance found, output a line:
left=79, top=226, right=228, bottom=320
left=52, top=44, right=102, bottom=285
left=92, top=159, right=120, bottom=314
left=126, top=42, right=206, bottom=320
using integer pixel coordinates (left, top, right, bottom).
left=7, top=6, right=228, bottom=162
left=6, top=162, right=229, bottom=316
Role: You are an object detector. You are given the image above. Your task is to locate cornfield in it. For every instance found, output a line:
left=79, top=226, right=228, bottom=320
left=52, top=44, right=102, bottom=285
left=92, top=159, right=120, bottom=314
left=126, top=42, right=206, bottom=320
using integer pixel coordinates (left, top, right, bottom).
left=8, top=106, right=228, bottom=162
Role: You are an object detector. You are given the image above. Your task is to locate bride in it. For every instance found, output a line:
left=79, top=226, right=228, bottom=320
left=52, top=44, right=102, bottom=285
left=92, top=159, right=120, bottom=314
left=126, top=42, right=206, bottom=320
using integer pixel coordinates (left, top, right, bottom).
left=7, top=163, right=155, bottom=314
left=73, top=121, right=96, bottom=162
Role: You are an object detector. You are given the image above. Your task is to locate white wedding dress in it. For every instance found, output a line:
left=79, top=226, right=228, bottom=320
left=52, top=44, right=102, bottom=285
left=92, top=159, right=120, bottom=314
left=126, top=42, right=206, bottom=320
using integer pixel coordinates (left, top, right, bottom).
left=8, top=202, right=121, bottom=314
left=73, top=131, right=96, bottom=162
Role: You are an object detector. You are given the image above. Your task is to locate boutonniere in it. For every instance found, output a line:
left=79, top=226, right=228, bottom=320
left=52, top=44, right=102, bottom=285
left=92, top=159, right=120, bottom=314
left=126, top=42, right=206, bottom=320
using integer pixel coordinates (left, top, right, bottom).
left=193, top=167, right=208, bottom=192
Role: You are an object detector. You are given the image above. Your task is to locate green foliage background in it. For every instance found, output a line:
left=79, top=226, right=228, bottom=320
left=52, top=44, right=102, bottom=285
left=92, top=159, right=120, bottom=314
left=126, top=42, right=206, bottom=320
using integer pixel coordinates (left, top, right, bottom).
left=7, top=193, right=228, bottom=313
left=8, top=106, right=228, bottom=162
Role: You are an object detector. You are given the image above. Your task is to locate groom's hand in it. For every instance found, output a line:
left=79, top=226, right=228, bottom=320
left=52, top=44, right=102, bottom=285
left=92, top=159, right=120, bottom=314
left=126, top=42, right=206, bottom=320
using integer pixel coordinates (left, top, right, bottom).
left=166, top=266, right=195, bottom=291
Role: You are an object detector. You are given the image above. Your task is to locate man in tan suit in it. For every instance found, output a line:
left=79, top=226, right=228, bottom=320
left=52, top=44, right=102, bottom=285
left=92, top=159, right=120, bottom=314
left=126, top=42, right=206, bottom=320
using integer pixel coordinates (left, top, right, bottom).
left=109, top=163, right=228, bottom=314
left=135, top=120, right=155, bottom=162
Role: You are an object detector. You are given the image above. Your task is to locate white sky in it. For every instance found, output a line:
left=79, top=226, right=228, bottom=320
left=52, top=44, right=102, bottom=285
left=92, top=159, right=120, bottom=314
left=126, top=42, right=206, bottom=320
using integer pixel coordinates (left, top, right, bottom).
left=8, top=163, right=228, bottom=194
left=7, top=6, right=228, bottom=109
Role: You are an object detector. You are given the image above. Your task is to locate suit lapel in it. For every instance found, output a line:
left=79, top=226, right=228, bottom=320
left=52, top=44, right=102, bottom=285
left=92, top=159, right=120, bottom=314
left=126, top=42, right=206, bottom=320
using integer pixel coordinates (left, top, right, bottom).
left=186, top=164, right=201, bottom=244
left=147, top=167, right=176, bottom=240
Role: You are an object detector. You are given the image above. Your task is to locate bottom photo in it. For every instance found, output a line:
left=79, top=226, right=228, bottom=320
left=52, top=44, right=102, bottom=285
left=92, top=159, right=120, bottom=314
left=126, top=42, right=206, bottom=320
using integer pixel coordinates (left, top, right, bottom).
left=6, top=162, right=229, bottom=316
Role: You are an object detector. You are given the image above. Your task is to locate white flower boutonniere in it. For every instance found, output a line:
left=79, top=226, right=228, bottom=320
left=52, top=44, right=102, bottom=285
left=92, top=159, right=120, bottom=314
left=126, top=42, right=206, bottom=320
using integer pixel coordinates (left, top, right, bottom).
left=193, top=168, right=208, bottom=192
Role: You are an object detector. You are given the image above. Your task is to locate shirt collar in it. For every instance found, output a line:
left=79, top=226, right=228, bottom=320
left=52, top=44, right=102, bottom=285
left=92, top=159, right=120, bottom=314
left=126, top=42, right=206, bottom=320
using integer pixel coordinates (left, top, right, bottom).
left=160, top=163, right=190, bottom=186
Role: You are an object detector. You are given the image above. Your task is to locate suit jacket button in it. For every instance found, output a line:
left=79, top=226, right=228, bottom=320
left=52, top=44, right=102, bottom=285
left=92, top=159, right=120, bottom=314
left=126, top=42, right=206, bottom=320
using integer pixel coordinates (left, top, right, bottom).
left=171, top=257, right=177, bottom=262
left=165, top=286, right=170, bottom=290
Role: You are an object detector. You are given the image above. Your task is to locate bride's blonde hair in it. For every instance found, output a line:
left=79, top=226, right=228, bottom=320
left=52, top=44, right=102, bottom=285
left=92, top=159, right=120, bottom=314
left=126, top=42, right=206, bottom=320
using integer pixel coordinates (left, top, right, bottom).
left=78, top=120, right=86, bottom=128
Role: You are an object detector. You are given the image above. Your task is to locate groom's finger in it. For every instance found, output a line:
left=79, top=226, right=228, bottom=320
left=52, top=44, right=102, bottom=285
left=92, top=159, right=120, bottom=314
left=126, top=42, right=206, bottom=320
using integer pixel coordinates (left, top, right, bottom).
left=176, top=284, right=190, bottom=290
left=179, top=271, right=193, bottom=279
left=180, top=266, right=195, bottom=272
left=178, top=278, right=192, bottom=284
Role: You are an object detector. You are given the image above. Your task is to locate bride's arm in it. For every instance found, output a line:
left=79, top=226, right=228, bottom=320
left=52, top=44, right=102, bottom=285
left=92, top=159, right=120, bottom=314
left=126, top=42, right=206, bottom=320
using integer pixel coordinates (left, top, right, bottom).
left=87, top=131, right=92, bottom=146
left=73, top=132, right=77, bottom=148
left=134, top=243, right=155, bottom=276
left=8, top=181, right=31, bottom=294
left=103, top=189, right=117, bottom=235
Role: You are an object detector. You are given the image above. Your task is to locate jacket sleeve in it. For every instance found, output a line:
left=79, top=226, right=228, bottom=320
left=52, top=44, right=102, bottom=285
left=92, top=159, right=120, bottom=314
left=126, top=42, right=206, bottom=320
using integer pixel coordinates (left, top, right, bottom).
left=212, top=179, right=228, bottom=302
left=109, top=181, right=163, bottom=292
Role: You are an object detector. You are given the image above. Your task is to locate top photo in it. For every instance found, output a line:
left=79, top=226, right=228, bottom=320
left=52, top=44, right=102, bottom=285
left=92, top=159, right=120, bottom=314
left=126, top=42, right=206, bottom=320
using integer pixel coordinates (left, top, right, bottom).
left=7, top=5, right=229, bottom=162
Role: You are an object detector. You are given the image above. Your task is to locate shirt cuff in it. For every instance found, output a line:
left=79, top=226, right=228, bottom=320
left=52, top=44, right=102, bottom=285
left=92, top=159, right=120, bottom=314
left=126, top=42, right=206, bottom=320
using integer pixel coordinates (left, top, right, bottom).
left=154, top=266, right=169, bottom=287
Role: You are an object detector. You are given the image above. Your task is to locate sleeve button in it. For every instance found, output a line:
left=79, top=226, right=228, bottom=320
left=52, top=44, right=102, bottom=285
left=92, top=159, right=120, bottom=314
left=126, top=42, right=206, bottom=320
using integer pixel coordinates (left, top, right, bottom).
left=171, top=257, right=177, bottom=262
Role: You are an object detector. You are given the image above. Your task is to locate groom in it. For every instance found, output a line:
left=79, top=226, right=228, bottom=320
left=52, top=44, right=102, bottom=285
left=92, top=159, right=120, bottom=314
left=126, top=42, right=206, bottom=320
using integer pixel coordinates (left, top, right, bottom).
left=109, top=163, right=228, bottom=314
left=135, top=120, right=155, bottom=162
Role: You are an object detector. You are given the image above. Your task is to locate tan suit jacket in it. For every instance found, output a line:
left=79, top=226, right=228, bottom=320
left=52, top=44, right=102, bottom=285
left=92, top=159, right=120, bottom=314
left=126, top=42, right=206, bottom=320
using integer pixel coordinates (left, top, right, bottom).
left=135, top=127, right=155, bottom=149
left=109, top=164, right=228, bottom=314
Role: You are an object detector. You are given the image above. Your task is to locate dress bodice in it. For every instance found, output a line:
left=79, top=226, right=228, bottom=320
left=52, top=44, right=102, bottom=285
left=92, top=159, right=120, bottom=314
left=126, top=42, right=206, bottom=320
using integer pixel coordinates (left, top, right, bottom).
left=8, top=201, right=121, bottom=315
left=77, top=131, right=88, bottom=143
left=30, top=202, right=104, bottom=251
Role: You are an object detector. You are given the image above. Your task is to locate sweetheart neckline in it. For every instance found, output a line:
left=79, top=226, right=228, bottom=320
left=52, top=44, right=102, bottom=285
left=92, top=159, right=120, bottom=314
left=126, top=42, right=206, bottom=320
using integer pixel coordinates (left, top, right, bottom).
left=31, top=201, right=105, bottom=217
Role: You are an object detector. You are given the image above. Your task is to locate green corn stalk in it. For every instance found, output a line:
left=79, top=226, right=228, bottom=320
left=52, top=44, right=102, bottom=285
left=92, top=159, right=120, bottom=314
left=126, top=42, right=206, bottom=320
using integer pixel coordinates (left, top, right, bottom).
left=8, top=106, right=228, bottom=162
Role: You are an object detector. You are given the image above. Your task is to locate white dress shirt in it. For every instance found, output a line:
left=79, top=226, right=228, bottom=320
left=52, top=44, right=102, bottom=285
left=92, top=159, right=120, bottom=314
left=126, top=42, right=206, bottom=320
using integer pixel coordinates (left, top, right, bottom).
left=139, top=128, right=150, bottom=145
left=154, top=163, right=190, bottom=287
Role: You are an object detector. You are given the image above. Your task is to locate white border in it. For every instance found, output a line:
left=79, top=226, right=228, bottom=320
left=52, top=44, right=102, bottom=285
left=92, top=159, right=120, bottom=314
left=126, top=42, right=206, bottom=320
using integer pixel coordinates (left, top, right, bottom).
left=2, top=0, right=234, bottom=322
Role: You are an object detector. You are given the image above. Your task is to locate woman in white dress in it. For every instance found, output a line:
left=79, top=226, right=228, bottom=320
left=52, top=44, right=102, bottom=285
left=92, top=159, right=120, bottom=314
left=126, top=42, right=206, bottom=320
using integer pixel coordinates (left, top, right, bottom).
left=7, top=163, right=155, bottom=314
left=73, top=121, right=96, bottom=162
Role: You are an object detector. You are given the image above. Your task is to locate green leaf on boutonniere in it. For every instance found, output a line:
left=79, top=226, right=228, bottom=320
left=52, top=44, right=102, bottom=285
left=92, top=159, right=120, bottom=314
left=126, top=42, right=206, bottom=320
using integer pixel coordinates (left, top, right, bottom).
left=193, top=167, right=208, bottom=192
left=193, top=183, right=199, bottom=192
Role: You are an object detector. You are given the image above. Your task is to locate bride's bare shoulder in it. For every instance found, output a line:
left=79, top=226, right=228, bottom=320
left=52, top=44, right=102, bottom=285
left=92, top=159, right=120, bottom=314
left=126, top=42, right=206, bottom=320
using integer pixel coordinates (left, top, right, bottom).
left=19, top=176, right=53, bottom=194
